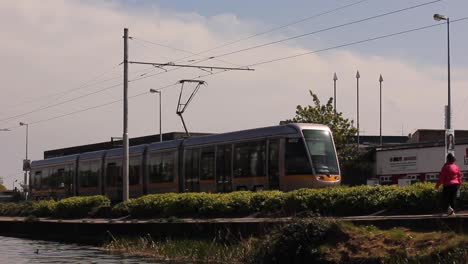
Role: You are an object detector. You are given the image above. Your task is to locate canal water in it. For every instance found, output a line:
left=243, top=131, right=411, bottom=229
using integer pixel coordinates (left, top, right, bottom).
left=0, top=235, right=157, bottom=263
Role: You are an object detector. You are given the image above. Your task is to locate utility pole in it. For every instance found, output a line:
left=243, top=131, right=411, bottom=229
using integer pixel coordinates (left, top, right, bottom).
left=124, top=29, right=253, bottom=195
left=379, top=74, right=383, bottom=146
left=333, top=72, right=338, bottom=112
left=123, top=28, right=129, bottom=202
left=20, top=122, right=29, bottom=200
left=356, top=70, right=360, bottom=151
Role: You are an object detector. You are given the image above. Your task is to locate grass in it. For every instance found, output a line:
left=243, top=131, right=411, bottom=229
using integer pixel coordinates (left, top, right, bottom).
left=321, top=222, right=468, bottom=263
left=103, top=220, right=468, bottom=263
left=103, top=234, right=258, bottom=263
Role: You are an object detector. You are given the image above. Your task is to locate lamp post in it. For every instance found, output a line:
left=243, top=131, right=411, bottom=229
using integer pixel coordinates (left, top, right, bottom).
left=379, top=74, right=384, bottom=146
left=333, top=72, right=338, bottom=112
left=149, top=89, right=162, bottom=142
left=356, top=70, right=360, bottom=151
left=433, top=14, right=451, bottom=130
left=19, top=122, right=29, bottom=199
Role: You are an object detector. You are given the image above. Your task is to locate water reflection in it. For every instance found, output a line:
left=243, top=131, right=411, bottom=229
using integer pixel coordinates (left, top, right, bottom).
left=0, top=236, right=157, bottom=263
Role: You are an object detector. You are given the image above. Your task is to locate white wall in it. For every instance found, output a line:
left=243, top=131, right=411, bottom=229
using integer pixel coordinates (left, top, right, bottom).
left=376, top=144, right=468, bottom=176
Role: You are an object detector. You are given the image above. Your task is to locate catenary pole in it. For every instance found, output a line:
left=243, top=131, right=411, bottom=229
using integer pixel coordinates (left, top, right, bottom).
left=123, top=28, right=129, bottom=202
left=159, top=91, right=162, bottom=142
left=356, top=70, right=360, bottom=151
left=447, top=17, right=451, bottom=130
left=333, top=72, right=338, bottom=112
left=379, top=74, right=383, bottom=146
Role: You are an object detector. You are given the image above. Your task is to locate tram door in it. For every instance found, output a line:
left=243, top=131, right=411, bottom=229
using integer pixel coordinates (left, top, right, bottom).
left=184, top=149, right=200, bottom=192
left=216, top=145, right=232, bottom=192
left=268, top=140, right=280, bottom=189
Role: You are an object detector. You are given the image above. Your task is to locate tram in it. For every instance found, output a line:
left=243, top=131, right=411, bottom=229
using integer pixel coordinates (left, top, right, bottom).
left=29, top=123, right=341, bottom=201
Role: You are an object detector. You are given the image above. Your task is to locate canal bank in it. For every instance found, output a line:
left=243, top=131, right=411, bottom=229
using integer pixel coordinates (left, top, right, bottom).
left=3, top=214, right=468, bottom=263
left=1, top=213, right=468, bottom=243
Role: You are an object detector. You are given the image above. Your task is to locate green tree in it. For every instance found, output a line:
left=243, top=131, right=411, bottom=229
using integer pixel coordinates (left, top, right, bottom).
left=286, top=90, right=358, bottom=163
left=0, top=184, right=6, bottom=192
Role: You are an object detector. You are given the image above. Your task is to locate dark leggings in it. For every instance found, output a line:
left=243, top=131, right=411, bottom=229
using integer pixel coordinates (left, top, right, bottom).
left=442, top=184, right=459, bottom=211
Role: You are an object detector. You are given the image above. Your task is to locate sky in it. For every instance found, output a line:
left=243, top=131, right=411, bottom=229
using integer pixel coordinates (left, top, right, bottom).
left=0, top=0, right=467, bottom=188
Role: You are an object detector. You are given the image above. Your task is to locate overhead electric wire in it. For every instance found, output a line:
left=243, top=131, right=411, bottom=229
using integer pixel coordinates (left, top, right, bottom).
left=131, top=37, right=242, bottom=67
left=16, top=17, right=468, bottom=129
left=3, top=0, right=436, bottom=122
left=248, top=17, right=468, bottom=67
left=0, top=65, right=171, bottom=125
left=0, top=82, right=122, bottom=123
left=209, top=0, right=442, bottom=59
left=167, top=0, right=370, bottom=63
left=27, top=82, right=180, bottom=126
left=2, top=63, right=123, bottom=110
left=127, top=0, right=369, bottom=82
left=130, top=0, right=441, bottom=83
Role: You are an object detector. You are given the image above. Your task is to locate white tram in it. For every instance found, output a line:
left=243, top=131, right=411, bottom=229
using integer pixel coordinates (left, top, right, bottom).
left=30, top=123, right=341, bottom=201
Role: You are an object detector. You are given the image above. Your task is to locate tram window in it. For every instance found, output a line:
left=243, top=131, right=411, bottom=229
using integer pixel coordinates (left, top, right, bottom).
left=33, top=171, right=42, bottom=189
left=39, top=169, right=49, bottom=188
left=129, top=157, right=141, bottom=185
left=216, top=145, right=232, bottom=181
left=63, top=167, right=74, bottom=189
left=47, top=168, right=63, bottom=188
left=233, top=141, right=266, bottom=178
left=268, top=140, right=280, bottom=188
left=302, top=130, right=339, bottom=175
left=200, top=147, right=215, bottom=180
left=79, top=161, right=99, bottom=188
left=285, top=138, right=312, bottom=175
left=184, top=149, right=200, bottom=182
left=106, top=162, right=122, bottom=187
left=149, top=152, right=175, bottom=183
left=268, top=140, right=280, bottom=177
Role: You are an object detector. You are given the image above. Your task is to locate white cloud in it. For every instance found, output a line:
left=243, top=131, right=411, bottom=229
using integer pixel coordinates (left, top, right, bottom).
left=1, top=0, right=467, bottom=188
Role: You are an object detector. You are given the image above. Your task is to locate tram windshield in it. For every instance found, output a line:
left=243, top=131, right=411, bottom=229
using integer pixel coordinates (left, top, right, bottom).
left=302, top=130, right=339, bottom=175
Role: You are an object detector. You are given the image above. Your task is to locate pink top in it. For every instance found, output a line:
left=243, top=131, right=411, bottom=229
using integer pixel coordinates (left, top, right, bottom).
left=436, top=162, right=462, bottom=188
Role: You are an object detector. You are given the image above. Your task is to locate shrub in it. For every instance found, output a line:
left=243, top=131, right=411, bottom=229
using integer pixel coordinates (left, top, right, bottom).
left=111, top=201, right=130, bottom=217
left=32, top=200, right=57, bottom=217
left=53, top=195, right=110, bottom=218
left=247, top=218, right=343, bottom=263
left=0, top=182, right=464, bottom=219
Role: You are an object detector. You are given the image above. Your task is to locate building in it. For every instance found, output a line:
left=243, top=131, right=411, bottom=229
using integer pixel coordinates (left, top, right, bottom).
left=407, top=129, right=468, bottom=144
left=375, top=137, right=468, bottom=185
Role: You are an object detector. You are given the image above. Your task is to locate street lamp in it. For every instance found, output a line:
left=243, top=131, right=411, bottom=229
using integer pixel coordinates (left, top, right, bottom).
left=149, top=89, right=162, bottom=142
left=19, top=122, right=29, bottom=198
left=433, top=13, right=451, bottom=130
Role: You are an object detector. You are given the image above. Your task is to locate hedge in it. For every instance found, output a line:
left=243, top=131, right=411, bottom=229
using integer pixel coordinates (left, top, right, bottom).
left=1, top=183, right=467, bottom=218
left=0, top=195, right=110, bottom=219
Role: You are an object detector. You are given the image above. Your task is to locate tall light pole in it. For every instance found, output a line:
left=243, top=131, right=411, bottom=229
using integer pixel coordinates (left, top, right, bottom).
left=333, top=72, right=338, bottom=112
left=356, top=70, right=360, bottom=151
left=122, top=28, right=129, bottom=202
left=19, top=122, right=29, bottom=199
left=433, top=14, right=451, bottom=130
left=379, top=74, right=384, bottom=146
left=150, top=89, right=162, bottom=142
